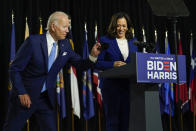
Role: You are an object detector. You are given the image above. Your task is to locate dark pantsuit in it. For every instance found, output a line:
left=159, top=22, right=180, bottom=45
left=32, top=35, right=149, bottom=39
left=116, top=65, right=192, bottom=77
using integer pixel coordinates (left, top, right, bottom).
left=102, top=80, right=130, bottom=131
left=96, top=36, right=138, bottom=131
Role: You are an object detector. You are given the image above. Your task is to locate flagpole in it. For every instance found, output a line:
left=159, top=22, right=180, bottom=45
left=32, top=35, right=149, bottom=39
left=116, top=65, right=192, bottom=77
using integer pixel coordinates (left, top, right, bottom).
left=72, top=109, right=75, bottom=131
left=169, top=95, right=172, bottom=131
left=95, top=24, right=102, bottom=131
left=9, top=10, right=15, bottom=91
left=86, top=120, right=88, bottom=131
left=98, top=109, right=101, bottom=131
left=190, top=32, right=196, bottom=131
left=171, top=17, right=183, bottom=131
left=179, top=33, right=184, bottom=131
left=165, top=31, right=173, bottom=131
left=189, top=32, right=195, bottom=131
left=25, top=16, right=30, bottom=131
left=57, top=106, right=60, bottom=131
left=178, top=32, right=184, bottom=131
left=193, top=95, right=195, bottom=131
left=180, top=113, right=183, bottom=131
left=27, top=119, right=30, bottom=131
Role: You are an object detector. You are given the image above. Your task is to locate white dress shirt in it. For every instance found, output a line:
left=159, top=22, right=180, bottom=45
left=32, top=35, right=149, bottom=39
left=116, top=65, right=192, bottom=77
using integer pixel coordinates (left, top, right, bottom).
left=46, top=31, right=97, bottom=63
left=116, top=38, right=129, bottom=61
left=46, top=31, right=58, bottom=60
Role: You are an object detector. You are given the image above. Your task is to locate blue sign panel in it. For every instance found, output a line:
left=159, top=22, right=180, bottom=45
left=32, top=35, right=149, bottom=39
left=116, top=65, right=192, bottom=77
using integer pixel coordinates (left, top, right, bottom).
left=136, top=52, right=186, bottom=83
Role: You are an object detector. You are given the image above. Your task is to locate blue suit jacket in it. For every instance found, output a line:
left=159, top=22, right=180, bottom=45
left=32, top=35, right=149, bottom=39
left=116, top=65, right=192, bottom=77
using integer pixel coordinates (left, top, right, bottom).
left=95, top=36, right=138, bottom=131
left=96, top=36, right=137, bottom=70
left=96, top=36, right=138, bottom=88
left=9, top=33, right=94, bottom=108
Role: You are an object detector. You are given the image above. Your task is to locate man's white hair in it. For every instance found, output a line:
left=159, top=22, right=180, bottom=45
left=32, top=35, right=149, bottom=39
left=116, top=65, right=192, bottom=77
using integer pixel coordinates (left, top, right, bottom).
left=45, top=11, right=68, bottom=30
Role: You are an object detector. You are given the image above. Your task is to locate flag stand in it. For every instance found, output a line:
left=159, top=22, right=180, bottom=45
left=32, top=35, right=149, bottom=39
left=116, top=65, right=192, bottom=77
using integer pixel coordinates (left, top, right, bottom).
left=193, top=96, right=195, bottom=131
left=85, top=120, right=88, bottom=131
left=169, top=97, right=172, bottom=131
left=180, top=113, right=183, bottom=131
left=57, top=106, right=60, bottom=131
left=98, top=109, right=101, bottom=131
left=27, top=120, right=30, bottom=131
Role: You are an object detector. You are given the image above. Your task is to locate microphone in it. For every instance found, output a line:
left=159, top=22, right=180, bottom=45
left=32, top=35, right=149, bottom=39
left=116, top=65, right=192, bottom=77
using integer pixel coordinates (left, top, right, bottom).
left=133, top=40, right=155, bottom=53
left=133, top=40, right=140, bottom=46
left=98, top=42, right=109, bottom=51
left=133, top=40, right=147, bottom=47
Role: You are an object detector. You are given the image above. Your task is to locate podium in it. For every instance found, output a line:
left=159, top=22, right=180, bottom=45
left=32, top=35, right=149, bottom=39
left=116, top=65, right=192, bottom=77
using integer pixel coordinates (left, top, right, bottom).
left=99, top=53, right=186, bottom=131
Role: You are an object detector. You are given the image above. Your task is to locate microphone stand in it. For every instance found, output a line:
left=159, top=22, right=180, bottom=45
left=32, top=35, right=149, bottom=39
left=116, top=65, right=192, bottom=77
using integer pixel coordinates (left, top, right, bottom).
left=170, top=17, right=182, bottom=131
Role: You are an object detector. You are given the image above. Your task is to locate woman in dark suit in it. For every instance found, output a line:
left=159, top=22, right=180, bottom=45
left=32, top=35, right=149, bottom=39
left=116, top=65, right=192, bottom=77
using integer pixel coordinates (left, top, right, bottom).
left=96, top=12, right=138, bottom=131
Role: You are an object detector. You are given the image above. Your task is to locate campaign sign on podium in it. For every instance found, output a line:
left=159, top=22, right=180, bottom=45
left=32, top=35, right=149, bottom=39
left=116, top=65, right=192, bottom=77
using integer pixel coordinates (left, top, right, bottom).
left=136, top=52, right=186, bottom=83
left=99, top=52, right=187, bottom=131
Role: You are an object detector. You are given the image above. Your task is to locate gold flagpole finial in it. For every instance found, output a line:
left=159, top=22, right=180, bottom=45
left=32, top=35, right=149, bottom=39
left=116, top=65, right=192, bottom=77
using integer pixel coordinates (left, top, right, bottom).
left=131, top=27, right=135, bottom=37
left=154, top=29, right=157, bottom=42
left=165, top=30, right=168, bottom=38
left=69, top=19, right=72, bottom=29
left=95, top=23, right=98, bottom=42
left=11, top=10, right=14, bottom=24
left=84, top=22, right=87, bottom=32
left=142, top=26, right=145, bottom=35
left=26, top=17, right=28, bottom=23
left=39, top=17, right=42, bottom=24
left=95, top=24, right=97, bottom=31
left=142, top=26, right=146, bottom=43
left=39, top=17, right=43, bottom=34
left=178, top=31, right=180, bottom=40
left=155, top=29, right=157, bottom=36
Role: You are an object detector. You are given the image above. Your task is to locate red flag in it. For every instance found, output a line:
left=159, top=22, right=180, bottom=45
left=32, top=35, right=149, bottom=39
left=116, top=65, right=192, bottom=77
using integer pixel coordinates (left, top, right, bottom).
left=93, top=71, right=102, bottom=109
left=175, top=33, right=188, bottom=105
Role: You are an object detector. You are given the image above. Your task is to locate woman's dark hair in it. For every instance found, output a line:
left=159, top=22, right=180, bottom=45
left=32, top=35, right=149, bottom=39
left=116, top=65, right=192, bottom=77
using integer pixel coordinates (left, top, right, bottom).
left=107, top=12, right=133, bottom=40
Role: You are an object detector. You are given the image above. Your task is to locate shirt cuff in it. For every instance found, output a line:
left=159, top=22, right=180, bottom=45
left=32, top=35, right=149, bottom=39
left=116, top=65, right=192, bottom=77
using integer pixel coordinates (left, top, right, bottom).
left=89, top=55, right=97, bottom=63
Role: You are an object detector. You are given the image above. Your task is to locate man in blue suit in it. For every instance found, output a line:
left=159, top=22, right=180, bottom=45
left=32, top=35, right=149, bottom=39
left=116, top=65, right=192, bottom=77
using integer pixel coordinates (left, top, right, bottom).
left=3, top=11, right=100, bottom=131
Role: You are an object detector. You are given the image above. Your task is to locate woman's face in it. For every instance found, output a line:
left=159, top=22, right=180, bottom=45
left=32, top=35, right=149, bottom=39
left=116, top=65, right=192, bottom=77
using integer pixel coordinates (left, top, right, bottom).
left=116, top=17, right=128, bottom=39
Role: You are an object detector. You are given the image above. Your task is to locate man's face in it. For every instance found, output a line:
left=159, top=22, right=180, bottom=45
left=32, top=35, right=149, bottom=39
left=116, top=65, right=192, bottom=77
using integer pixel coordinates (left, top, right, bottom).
left=52, top=16, right=69, bottom=40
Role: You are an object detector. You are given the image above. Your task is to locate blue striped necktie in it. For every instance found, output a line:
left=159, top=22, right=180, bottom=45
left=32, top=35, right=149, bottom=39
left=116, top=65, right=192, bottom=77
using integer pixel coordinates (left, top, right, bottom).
left=41, top=42, right=57, bottom=92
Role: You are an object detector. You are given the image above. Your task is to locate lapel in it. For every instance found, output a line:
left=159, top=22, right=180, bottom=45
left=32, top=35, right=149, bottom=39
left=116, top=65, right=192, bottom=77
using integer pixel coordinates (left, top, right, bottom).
left=40, top=33, right=48, bottom=73
left=40, top=34, right=69, bottom=73
left=111, top=39, right=124, bottom=60
left=125, top=40, right=131, bottom=62
left=125, top=39, right=135, bottom=62
left=48, top=39, right=69, bottom=72
left=111, top=38, right=134, bottom=62
left=58, top=40, right=66, bottom=55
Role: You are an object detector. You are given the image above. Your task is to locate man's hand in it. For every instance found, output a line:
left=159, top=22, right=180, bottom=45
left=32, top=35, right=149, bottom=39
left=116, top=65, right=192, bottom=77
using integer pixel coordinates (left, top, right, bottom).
left=19, top=94, right=32, bottom=108
left=90, top=42, right=101, bottom=57
left=113, top=61, right=126, bottom=67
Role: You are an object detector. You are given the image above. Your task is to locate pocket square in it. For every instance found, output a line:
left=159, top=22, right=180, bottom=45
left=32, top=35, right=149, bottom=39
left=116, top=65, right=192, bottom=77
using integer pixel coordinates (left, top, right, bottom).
left=62, top=52, right=67, bottom=56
